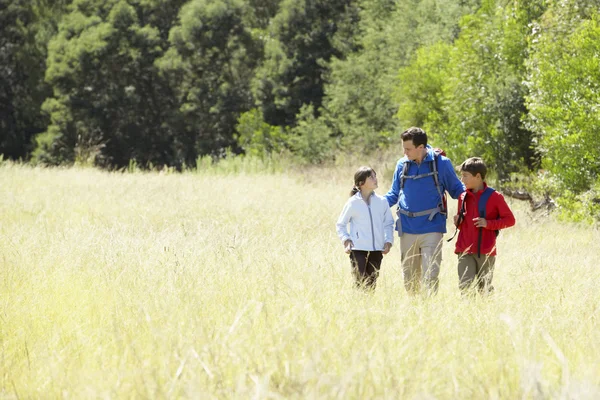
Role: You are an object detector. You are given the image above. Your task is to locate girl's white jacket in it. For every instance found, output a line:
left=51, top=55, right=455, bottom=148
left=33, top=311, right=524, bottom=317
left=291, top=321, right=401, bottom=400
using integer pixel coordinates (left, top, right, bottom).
left=336, top=192, right=395, bottom=251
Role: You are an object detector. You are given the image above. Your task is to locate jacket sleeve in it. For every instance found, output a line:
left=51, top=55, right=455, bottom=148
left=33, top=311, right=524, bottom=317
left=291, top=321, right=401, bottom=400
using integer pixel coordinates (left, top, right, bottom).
left=384, top=161, right=402, bottom=207
left=383, top=201, right=395, bottom=245
left=441, top=158, right=465, bottom=199
left=336, top=200, right=354, bottom=243
left=486, top=192, right=516, bottom=231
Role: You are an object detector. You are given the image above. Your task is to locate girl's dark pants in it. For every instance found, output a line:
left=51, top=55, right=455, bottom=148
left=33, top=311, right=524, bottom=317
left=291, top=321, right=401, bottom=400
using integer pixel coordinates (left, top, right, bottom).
left=349, top=250, right=383, bottom=290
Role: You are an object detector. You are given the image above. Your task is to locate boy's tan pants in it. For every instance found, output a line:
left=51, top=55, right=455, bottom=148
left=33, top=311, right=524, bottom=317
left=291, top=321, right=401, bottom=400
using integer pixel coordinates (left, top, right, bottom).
left=400, top=232, right=443, bottom=295
left=457, top=253, right=496, bottom=294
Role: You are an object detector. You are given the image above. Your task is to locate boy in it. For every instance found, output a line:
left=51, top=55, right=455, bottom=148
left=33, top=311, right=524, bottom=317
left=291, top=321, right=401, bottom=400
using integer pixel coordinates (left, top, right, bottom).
left=454, top=157, right=515, bottom=295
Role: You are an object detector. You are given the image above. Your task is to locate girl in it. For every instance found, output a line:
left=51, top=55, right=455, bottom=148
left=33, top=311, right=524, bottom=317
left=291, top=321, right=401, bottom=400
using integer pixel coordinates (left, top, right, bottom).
left=336, top=166, right=395, bottom=290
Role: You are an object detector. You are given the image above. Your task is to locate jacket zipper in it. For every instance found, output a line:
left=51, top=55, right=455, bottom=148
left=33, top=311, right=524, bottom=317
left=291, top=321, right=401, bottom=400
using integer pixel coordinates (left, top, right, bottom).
left=368, top=203, right=375, bottom=250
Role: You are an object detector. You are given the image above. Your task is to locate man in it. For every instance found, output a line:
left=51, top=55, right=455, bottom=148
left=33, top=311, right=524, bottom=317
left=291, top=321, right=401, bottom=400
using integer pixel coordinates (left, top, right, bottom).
left=384, top=127, right=464, bottom=295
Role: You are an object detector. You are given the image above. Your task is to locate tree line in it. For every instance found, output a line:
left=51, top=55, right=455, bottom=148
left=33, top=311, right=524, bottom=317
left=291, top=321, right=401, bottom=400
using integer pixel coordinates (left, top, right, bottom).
left=1, top=0, right=600, bottom=219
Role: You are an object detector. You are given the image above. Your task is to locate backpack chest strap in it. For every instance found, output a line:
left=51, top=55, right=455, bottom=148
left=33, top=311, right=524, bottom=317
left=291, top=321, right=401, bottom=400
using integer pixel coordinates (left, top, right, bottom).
left=396, top=206, right=443, bottom=237
left=402, top=171, right=437, bottom=181
left=397, top=207, right=441, bottom=220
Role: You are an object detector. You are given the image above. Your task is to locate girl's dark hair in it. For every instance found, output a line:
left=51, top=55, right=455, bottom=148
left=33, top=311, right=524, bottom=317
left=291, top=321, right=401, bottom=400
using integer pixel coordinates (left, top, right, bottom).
left=460, top=157, right=487, bottom=180
left=350, top=166, right=375, bottom=196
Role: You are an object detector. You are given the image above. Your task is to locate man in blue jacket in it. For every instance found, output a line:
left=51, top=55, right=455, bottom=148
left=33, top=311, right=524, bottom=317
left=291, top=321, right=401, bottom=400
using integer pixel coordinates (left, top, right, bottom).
left=384, top=127, right=464, bottom=295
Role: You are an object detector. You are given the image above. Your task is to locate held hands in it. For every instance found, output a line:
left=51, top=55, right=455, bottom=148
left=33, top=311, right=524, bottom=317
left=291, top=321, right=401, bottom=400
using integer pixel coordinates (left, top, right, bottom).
left=453, top=214, right=460, bottom=227
left=383, top=242, right=392, bottom=255
left=472, top=217, right=488, bottom=228
left=344, top=240, right=354, bottom=254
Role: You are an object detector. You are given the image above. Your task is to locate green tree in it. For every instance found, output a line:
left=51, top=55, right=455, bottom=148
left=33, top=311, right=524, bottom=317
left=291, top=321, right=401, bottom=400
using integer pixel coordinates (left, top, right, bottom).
left=37, top=0, right=187, bottom=167
left=395, top=42, right=452, bottom=144
left=252, top=0, right=360, bottom=128
left=404, top=0, right=546, bottom=179
left=526, top=2, right=600, bottom=193
left=158, top=0, right=261, bottom=163
left=322, top=0, right=481, bottom=155
left=235, top=108, right=288, bottom=158
left=0, top=0, right=70, bottom=160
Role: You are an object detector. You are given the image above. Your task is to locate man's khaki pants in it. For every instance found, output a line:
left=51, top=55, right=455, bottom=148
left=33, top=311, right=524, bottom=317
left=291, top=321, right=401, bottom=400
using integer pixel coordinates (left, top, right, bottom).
left=400, top=232, right=443, bottom=295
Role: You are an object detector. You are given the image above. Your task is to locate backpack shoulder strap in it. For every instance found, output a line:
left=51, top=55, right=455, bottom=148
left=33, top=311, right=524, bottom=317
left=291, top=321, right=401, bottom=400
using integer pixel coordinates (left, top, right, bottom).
left=459, top=191, right=467, bottom=213
left=446, top=190, right=467, bottom=243
left=478, top=187, right=496, bottom=218
left=400, top=160, right=410, bottom=189
left=431, top=152, right=447, bottom=214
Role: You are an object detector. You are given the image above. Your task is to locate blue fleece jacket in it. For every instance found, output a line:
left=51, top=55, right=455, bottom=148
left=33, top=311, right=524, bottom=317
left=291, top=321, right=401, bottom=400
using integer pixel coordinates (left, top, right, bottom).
left=384, top=146, right=465, bottom=235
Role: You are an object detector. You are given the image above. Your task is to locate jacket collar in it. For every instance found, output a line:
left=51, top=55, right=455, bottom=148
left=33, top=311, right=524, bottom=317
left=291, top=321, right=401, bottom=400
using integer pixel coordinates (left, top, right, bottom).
left=355, top=191, right=376, bottom=200
left=465, top=182, right=489, bottom=198
left=403, top=144, right=434, bottom=164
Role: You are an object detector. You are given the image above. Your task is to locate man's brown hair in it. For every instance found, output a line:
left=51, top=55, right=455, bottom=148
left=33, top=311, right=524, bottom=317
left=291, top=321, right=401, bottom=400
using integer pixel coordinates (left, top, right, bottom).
left=401, top=127, right=427, bottom=147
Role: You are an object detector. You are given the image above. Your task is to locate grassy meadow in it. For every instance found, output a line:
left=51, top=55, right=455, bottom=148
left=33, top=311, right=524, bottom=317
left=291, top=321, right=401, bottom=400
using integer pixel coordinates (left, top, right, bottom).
left=1, top=159, right=599, bottom=399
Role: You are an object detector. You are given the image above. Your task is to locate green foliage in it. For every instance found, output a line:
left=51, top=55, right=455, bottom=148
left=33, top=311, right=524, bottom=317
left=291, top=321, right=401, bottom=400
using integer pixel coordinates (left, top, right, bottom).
left=395, top=42, right=452, bottom=144
left=323, top=0, right=481, bottom=154
left=3, top=0, right=600, bottom=227
left=396, top=0, right=546, bottom=179
left=235, top=108, right=288, bottom=158
left=158, top=0, right=260, bottom=163
left=0, top=0, right=70, bottom=160
left=37, top=0, right=188, bottom=168
left=243, top=0, right=282, bottom=32
left=288, top=105, right=334, bottom=164
left=252, top=0, right=360, bottom=127
left=441, top=1, right=544, bottom=179
left=526, top=4, right=600, bottom=193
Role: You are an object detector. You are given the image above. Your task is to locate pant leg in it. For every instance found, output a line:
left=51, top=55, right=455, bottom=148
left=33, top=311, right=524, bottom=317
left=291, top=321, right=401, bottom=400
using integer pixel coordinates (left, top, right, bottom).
left=349, top=250, right=369, bottom=289
left=457, top=253, right=478, bottom=293
left=400, top=234, right=422, bottom=294
left=364, top=251, right=383, bottom=290
left=420, top=232, right=443, bottom=295
left=476, top=255, right=496, bottom=295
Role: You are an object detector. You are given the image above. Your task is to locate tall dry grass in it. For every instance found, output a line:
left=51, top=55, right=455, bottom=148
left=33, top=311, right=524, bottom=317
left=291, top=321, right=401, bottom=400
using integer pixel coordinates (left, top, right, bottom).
left=1, top=160, right=598, bottom=399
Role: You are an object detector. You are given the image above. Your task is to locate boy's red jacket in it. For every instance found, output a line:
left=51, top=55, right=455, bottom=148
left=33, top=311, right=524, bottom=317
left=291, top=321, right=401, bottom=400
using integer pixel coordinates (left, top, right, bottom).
left=455, top=184, right=515, bottom=256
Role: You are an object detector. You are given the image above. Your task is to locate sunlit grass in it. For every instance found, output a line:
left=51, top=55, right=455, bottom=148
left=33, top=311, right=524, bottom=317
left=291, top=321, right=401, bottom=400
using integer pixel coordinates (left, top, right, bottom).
left=1, top=161, right=599, bottom=398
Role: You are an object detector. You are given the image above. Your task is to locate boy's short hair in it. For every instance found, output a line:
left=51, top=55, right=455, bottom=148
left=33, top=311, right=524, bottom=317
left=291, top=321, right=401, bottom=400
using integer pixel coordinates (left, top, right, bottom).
left=401, top=127, right=427, bottom=147
left=460, top=157, right=487, bottom=180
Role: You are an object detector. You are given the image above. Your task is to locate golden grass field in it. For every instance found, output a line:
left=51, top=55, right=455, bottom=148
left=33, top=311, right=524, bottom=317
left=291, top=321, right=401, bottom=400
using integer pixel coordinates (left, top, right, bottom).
left=1, top=160, right=599, bottom=399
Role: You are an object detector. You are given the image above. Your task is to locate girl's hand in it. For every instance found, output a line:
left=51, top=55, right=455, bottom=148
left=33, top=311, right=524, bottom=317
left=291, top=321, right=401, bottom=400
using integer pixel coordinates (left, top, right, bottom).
left=382, top=242, right=392, bottom=255
left=344, top=240, right=354, bottom=254
left=473, top=217, right=488, bottom=228
left=453, top=214, right=460, bottom=226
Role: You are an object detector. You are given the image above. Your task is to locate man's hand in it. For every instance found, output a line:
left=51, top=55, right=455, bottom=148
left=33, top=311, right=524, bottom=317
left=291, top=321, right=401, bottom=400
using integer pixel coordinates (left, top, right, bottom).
left=344, top=240, right=354, bottom=254
left=383, top=242, right=392, bottom=255
left=473, top=217, right=488, bottom=228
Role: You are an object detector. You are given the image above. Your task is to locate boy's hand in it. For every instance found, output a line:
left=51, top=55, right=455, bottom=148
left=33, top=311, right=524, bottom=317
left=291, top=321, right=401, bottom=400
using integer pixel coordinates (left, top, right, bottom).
left=473, top=217, right=487, bottom=228
left=382, top=242, right=392, bottom=255
left=344, top=240, right=354, bottom=254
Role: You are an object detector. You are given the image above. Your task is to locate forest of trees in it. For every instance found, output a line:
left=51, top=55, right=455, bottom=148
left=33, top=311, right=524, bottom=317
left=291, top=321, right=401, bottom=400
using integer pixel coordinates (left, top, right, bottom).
left=1, top=0, right=600, bottom=219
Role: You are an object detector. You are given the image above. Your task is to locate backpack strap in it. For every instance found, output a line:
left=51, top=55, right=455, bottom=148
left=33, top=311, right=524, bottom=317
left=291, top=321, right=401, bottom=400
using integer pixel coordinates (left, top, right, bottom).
left=431, top=153, right=447, bottom=215
left=477, top=187, right=496, bottom=257
left=446, top=191, right=467, bottom=242
left=399, top=161, right=410, bottom=189
left=478, top=187, right=495, bottom=219
left=400, top=151, right=446, bottom=214
left=397, top=150, right=447, bottom=237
